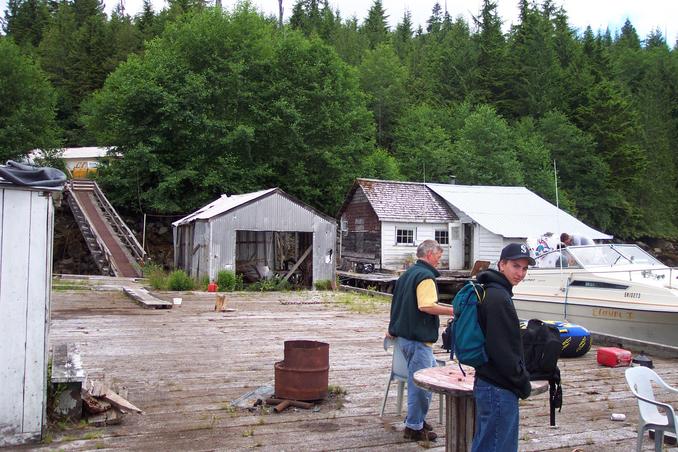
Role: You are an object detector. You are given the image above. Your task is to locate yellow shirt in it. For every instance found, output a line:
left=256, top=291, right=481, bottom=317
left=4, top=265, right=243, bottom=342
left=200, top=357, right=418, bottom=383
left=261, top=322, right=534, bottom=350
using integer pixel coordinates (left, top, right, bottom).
left=416, top=279, right=438, bottom=347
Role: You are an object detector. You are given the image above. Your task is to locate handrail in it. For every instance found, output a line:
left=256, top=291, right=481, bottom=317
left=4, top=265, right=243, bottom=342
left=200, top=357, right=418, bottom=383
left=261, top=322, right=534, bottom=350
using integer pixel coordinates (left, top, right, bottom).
left=90, top=181, right=145, bottom=262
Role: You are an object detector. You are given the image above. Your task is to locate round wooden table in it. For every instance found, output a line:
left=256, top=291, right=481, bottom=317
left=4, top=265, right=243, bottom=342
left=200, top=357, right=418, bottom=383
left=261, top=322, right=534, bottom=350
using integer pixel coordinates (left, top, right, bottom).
left=414, top=365, right=549, bottom=452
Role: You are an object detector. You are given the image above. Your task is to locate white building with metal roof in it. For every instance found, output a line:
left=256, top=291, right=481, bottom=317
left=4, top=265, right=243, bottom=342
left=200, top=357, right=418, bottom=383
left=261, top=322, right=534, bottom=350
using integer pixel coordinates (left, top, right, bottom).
left=427, top=183, right=612, bottom=269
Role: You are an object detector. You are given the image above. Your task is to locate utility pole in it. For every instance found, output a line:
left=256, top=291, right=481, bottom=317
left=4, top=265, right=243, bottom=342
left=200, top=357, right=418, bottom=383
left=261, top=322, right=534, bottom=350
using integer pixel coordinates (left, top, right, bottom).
left=278, top=0, right=283, bottom=29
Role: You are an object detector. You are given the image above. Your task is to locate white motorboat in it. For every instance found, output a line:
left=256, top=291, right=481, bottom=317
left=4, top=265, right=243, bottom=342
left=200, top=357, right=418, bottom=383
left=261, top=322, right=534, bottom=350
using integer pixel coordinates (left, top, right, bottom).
left=512, top=244, right=678, bottom=346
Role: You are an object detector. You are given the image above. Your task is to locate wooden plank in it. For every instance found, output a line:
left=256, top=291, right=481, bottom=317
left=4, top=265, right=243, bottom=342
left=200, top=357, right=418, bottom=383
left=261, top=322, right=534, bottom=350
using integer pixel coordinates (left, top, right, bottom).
left=280, top=245, right=311, bottom=283
left=44, top=288, right=678, bottom=452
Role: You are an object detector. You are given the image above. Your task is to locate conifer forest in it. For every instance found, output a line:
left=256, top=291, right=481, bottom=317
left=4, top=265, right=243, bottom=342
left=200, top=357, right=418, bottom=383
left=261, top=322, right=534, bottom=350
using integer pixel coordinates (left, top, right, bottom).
left=2, top=0, right=678, bottom=240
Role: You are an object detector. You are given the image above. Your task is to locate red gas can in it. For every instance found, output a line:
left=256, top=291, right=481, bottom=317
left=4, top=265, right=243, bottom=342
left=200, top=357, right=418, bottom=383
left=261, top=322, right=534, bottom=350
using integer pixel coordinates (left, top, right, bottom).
left=597, top=347, right=632, bottom=367
left=207, top=281, right=218, bottom=292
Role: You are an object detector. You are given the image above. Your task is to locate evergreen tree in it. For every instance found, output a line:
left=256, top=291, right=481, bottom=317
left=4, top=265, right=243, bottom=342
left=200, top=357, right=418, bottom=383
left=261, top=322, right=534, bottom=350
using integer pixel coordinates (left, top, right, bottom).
left=470, top=0, right=509, bottom=111
left=3, top=0, right=51, bottom=47
left=392, top=9, right=412, bottom=62
left=426, top=2, right=442, bottom=34
left=361, top=0, right=389, bottom=49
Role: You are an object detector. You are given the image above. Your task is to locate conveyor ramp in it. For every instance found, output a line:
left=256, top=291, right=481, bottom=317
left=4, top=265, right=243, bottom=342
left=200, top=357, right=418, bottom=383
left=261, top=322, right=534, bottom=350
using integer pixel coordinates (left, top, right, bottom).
left=65, top=180, right=144, bottom=277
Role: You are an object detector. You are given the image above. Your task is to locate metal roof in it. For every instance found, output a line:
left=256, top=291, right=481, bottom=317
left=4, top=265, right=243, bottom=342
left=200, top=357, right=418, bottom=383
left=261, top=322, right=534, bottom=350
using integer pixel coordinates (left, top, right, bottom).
left=426, top=183, right=613, bottom=240
left=347, top=179, right=457, bottom=222
left=29, top=147, right=113, bottom=161
left=172, top=188, right=277, bottom=226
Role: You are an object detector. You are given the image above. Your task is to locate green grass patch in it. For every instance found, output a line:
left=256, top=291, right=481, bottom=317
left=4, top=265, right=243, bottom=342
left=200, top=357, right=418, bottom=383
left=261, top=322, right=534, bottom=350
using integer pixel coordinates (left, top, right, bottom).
left=334, top=292, right=390, bottom=314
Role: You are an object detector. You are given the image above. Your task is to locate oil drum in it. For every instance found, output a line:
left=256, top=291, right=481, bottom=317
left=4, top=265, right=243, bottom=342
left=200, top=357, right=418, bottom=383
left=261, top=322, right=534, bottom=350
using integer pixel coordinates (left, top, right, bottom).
left=274, top=340, right=329, bottom=401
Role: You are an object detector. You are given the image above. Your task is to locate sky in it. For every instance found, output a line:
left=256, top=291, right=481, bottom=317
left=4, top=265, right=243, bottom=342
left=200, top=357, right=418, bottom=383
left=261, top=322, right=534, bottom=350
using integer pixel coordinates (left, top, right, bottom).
left=1, top=0, right=676, bottom=44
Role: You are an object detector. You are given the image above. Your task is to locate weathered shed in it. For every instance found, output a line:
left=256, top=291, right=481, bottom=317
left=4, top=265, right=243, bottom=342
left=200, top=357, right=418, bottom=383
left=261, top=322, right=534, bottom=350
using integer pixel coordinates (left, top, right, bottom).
left=337, top=179, right=458, bottom=271
left=0, top=181, right=59, bottom=446
left=173, top=188, right=336, bottom=287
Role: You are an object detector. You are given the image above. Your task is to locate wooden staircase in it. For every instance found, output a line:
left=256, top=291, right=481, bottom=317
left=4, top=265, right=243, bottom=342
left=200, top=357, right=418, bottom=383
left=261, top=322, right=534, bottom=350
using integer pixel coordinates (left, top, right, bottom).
left=66, top=180, right=145, bottom=277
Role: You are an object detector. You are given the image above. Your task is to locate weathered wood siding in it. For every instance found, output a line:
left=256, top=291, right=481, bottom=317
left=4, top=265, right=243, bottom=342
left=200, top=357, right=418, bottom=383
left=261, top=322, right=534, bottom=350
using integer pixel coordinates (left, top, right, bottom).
left=340, top=187, right=381, bottom=265
left=0, top=185, right=54, bottom=447
left=380, top=221, right=450, bottom=270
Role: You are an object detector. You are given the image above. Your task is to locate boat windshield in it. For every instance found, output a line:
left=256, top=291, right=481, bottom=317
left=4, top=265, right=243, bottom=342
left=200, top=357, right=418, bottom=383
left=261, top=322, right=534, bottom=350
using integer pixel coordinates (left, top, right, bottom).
left=533, top=248, right=580, bottom=269
left=567, top=245, right=664, bottom=268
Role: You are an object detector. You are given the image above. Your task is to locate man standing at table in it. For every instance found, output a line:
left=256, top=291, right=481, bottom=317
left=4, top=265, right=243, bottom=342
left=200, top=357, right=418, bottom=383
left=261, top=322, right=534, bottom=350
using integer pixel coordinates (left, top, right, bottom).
left=472, top=243, right=534, bottom=452
left=388, top=239, right=454, bottom=442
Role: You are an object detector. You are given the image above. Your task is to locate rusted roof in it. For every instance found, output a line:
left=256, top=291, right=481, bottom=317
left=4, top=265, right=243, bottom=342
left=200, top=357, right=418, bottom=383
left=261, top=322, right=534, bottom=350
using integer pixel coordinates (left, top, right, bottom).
left=346, top=178, right=457, bottom=222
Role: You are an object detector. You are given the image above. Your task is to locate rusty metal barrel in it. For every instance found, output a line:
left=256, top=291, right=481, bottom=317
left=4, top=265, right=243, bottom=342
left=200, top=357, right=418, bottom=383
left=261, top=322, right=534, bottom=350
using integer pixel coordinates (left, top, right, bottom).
left=274, top=340, right=329, bottom=401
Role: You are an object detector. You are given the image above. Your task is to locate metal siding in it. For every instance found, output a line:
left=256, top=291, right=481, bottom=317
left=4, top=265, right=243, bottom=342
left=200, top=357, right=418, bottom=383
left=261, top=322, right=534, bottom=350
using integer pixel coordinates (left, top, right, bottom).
left=0, top=187, right=51, bottom=445
left=208, top=193, right=336, bottom=282
left=312, top=222, right=336, bottom=283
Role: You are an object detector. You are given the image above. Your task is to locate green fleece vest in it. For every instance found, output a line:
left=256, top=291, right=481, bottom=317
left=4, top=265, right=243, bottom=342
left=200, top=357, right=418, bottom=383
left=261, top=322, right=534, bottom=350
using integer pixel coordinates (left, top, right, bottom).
left=388, top=260, right=440, bottom=343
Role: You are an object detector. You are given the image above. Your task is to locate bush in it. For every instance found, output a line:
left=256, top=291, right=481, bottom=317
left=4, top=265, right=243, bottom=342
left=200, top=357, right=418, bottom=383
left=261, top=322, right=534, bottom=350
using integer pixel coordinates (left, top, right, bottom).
left=314, top=279, right=333, bottom=290
left=144, top=262, right=168, bottom=290
left=217, top=270, right=238, bottom=292
left=247, top=276, right=289, bottom=292
left=167, top=270, right=195, bottom=291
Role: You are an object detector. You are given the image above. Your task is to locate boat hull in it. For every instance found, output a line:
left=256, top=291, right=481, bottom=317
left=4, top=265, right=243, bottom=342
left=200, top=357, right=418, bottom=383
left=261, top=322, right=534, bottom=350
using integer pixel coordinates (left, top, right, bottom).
left=512, top=296, right=678, bottom=346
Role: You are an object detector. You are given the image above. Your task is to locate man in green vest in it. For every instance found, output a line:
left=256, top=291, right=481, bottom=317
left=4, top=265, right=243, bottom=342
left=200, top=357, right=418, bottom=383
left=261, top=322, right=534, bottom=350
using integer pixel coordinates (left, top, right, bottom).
left=388, top=239, right=454, bottom=441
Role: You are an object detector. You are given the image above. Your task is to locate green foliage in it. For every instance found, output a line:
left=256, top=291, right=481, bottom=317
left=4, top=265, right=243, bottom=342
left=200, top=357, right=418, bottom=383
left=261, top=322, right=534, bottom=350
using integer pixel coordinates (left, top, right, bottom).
left=166, top=269, right=194, bottom=291
left=84, top=7, right=373, bottom=215
left=0, top=38, right=60, bottom=161
left=314, top=279, right=333, bottom=290
left=246, top=276, right=290, bottom=292
left=144, top=262, right=168, bottom=290
left=216, top=270, right=241, bottom=292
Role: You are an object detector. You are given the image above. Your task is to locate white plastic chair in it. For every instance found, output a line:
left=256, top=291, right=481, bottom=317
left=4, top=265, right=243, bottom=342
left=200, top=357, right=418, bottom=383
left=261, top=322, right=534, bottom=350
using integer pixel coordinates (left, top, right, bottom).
left=380, top=337, right=444, bottom=423
left=625, top=366, right=678, bottom=452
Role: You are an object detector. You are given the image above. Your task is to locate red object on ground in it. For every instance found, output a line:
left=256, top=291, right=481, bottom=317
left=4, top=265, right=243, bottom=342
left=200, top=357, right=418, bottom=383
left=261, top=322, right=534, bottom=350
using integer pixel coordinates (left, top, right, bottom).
left=207, top=281, right=218, bottom=292
left=597, top=347, right=633, bottom=367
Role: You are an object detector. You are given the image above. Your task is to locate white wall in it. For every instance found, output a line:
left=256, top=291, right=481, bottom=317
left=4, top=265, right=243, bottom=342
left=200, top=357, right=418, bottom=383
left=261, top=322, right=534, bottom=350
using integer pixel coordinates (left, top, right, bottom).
left=473, top=224, right=504, bottom=264
left=0, top=185, right=54, bottom=446
left=380, top=221, right=450, bottom=270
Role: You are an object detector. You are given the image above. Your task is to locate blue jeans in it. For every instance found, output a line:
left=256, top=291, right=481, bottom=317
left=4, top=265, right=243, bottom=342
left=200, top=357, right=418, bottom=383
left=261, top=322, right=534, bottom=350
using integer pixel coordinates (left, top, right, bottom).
left=472, top=378, right=519, bottom=452
left=396, top=337, right=437, bottom=430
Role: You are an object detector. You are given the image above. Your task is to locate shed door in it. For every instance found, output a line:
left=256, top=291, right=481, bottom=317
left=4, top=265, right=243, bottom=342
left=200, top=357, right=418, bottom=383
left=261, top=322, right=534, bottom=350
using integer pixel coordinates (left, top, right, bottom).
left=448, top=222, right=463, bottom=270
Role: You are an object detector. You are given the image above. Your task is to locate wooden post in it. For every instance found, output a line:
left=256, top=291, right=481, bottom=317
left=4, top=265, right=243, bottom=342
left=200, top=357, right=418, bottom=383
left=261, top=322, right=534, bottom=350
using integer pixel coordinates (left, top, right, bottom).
left=214, top=294, right=226, bottom=311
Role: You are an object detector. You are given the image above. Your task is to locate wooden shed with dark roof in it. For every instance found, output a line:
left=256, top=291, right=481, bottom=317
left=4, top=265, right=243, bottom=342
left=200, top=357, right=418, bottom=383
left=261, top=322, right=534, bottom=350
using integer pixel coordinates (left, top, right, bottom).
left=337, top=179, right=457, bottom=271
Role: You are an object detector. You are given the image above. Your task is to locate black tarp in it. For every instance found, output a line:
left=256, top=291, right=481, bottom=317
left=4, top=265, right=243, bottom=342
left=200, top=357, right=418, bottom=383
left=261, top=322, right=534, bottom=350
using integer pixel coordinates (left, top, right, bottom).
left=0, top=160, right=66, bottom=187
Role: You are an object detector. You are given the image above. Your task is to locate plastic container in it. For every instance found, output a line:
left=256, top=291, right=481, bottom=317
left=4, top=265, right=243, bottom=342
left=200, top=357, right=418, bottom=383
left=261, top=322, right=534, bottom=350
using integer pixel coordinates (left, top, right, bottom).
left=597, top=347, right=632, bottom=367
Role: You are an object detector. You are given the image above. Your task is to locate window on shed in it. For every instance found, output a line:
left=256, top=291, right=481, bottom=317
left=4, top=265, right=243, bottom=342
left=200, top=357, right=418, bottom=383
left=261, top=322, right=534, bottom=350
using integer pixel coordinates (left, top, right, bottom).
left=435, top=229, right=449, bottom=245
left=355, top=218, right=365, bottom=232
left=396, top=228, right=415, bottom=245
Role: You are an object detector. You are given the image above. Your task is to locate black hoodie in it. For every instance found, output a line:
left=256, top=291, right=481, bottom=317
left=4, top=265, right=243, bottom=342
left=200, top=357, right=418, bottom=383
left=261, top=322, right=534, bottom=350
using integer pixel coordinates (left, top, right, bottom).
left=475, top=269, right=532, bottom=399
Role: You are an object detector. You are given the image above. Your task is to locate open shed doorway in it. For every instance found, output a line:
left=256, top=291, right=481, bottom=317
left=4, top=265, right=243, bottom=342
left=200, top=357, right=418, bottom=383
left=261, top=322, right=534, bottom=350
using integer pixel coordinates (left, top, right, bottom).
left=235, top=231, right=313, bottom=288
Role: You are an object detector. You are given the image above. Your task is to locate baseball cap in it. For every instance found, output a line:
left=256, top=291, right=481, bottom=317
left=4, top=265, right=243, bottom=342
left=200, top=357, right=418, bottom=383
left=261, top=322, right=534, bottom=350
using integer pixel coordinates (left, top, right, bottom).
left=500, top=243, right=535, bottom=266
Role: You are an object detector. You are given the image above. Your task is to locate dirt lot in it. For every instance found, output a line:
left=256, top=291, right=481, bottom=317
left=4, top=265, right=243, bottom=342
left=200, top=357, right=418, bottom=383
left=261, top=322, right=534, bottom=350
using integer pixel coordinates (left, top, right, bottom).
left=20, top=282, right=678, bottom=451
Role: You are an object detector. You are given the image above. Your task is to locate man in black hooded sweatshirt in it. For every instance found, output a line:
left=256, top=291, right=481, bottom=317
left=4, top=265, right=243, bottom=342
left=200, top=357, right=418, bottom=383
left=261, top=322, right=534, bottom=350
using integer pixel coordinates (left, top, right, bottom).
left=471, top=243, right=534, bottom=452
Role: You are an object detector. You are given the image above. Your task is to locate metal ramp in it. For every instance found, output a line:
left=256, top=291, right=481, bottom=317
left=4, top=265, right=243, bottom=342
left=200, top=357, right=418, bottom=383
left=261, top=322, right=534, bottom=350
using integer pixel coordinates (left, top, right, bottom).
left=66, top=180, right=145, bottom=277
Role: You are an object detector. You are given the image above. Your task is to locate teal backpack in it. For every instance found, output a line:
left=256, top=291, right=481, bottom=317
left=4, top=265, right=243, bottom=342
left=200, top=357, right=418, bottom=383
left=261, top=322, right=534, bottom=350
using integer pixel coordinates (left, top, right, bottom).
left=451, top=281, right=488, bottom=370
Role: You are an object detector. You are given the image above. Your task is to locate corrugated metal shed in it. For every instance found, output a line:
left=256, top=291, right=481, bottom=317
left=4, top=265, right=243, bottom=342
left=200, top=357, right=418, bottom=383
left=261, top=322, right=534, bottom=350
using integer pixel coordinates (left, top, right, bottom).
left=173, top=188, right=337, bottom=286
left=426, top=183, right=612, bottom=240
left=338, top=179, right=457, bottom=222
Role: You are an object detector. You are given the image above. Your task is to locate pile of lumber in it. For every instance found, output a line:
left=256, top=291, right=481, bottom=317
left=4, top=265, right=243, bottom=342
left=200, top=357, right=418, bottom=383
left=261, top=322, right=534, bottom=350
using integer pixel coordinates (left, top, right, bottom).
left=82, top=379, right=143, bottom=426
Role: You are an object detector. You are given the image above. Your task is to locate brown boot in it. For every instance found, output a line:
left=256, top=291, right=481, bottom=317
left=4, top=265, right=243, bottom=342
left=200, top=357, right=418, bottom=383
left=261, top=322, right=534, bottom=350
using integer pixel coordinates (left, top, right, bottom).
left=404, top=427, right=438, bottom=441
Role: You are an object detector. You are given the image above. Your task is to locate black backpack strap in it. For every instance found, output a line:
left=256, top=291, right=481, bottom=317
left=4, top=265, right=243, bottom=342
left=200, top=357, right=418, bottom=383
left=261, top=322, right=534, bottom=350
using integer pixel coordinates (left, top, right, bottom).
left=548, top=367, right=562, bottom=426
